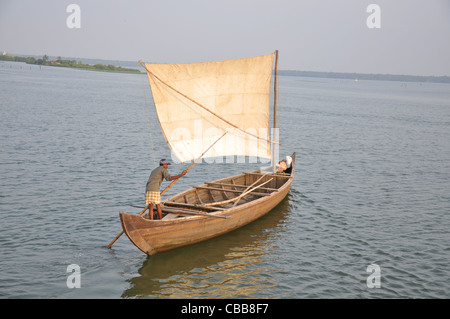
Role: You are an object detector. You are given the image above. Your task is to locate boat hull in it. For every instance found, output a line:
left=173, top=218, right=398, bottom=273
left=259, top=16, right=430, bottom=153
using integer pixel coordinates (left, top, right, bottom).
left=120, top=153, right=295, bottom=255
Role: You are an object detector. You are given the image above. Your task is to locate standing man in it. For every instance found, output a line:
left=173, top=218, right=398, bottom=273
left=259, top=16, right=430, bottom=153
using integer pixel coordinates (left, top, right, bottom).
left=145, top=159, right=186, bottom=219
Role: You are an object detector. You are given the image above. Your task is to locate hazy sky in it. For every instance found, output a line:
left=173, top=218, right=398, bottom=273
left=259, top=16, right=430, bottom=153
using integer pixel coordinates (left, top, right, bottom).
left=1, top=0, right=449, bottom=76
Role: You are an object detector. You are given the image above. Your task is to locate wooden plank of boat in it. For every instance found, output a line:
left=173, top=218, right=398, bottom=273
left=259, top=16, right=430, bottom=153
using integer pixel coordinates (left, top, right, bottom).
left=162, top=213, right=180, bottom=220
left=243, top=172, right=291, bottom=178
left=194, top=185, right=270, bottom=197
left=163, top=201, right=226, bottom=211
left=161, top=206, right=230, bottom=219
left=205, top=182, right=278, bottom=192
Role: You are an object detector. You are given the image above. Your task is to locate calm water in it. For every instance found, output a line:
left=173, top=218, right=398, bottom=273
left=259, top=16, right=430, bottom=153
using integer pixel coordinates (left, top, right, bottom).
left=1, top=61, right=449, bottom=299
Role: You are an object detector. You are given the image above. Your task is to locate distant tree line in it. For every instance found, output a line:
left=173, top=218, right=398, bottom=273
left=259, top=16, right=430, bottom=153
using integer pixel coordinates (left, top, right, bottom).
left=3, top=54, right=448, bottom=82
left=0, top=54, right=142, bottom=74
left=279, top=70, right=450, bottom=84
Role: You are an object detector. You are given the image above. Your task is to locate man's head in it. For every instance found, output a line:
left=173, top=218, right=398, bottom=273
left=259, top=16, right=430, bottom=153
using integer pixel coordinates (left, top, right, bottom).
left=159, top=159, right=171, bottom=168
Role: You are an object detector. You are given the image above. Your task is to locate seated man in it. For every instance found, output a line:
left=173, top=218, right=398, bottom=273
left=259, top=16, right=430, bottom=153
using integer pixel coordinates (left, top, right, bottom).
left=276, top=156, right=293, bottom=174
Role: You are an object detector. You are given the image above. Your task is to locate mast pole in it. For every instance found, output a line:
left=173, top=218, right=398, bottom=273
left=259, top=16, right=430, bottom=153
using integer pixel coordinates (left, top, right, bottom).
left=273, top=50, right=279, bottom=172
left=274, top=50, right=278, bottom=132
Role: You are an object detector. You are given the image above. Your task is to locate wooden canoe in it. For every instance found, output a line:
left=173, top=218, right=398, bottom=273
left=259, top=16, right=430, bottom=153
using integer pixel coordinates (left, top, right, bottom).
left=120, top=152, right=296, bottom=255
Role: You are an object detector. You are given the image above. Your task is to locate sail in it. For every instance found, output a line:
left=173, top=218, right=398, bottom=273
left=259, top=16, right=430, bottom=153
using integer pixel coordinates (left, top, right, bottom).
left=142, top=53, right=275, bottom=163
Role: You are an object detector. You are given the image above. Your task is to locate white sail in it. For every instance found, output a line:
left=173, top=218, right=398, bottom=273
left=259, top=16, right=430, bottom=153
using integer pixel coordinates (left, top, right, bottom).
left=142, top=53, right=275, bottom=163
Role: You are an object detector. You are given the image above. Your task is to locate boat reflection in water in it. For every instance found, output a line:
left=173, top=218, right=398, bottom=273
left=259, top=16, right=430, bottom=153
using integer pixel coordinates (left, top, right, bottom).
left=121, top=194, right=295, bottom=298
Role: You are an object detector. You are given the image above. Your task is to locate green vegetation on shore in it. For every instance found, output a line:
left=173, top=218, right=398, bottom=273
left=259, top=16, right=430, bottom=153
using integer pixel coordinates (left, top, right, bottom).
left=0, top=54, right=142, bottom=74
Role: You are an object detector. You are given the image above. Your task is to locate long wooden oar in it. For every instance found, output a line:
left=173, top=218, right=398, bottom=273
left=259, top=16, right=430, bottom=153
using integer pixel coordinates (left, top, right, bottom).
left=106, top=132, right=227, bottom=249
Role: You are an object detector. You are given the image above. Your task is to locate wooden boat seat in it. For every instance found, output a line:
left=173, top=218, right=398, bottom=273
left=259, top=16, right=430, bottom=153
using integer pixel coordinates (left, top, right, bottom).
left=193, top=185, right=270, bottom=197
left=243, top=172, right=291, bottom=178
left=205, top=182, right=277, bottom=192
left=162, top=213, right=180, bottom=220
left=161, top=206, right=230, bottom=219
left=163, top=202, right=226, bottom=211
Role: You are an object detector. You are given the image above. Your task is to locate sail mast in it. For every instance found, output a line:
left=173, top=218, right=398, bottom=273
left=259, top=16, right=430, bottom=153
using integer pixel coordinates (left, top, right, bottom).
left=273, top=50, right=278, bottom=132
left=273, top=50, right=279, bottom=172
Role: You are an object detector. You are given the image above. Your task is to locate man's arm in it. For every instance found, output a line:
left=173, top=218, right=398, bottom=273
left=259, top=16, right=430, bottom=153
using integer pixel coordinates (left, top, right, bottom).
left=169, top=170, right=187, bottom=181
